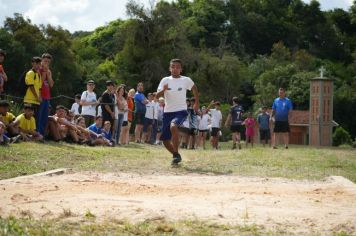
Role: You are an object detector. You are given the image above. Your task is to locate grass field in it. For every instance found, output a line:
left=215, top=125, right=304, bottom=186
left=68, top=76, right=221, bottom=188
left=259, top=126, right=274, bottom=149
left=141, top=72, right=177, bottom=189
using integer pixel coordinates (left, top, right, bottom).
left=0, top=142, right=355, bottom=235
left=0, top=142, right=355, bottom=182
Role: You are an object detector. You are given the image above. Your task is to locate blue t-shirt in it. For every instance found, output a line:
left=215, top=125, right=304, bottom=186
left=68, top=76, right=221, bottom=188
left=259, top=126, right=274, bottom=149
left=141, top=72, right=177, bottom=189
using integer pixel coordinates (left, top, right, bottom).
left=102, top=130, right=112, bottom=140
left=88, top=123, right=102, bottom=134
left=272, top=97, right=292, bottom=121
left=134, top=92, right=146, bottom=114
left=257, top=113, right=270, bottom=130
left=230, top=105, right=244, bottom=125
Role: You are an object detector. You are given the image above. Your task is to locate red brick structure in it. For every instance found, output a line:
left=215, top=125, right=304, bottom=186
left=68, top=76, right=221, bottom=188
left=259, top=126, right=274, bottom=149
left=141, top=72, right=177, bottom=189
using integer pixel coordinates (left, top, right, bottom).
left=309, top=77, right=334, bottom=146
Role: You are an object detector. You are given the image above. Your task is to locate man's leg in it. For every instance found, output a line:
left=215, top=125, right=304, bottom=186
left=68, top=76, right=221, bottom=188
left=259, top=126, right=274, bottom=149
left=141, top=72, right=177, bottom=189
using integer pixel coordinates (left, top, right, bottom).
left=135, top=124, right=142, bottom=142
left=283, top=132, right=289, bottom=148
left=232, top=132, right=237, bottom=149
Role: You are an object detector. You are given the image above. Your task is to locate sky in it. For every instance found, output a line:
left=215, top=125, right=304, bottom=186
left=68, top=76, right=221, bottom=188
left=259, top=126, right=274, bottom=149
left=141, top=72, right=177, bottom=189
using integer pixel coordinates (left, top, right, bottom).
left=0, top=0, right=353, bottom=33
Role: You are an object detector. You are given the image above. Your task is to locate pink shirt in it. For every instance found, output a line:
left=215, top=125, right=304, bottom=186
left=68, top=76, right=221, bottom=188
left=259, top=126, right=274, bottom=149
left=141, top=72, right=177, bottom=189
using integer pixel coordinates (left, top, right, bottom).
left=244, top=118, right=255, bottom=137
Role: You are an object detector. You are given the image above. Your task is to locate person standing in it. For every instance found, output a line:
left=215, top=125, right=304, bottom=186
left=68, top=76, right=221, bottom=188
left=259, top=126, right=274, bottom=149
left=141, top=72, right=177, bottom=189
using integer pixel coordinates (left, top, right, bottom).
left=80, top=80, right=99, bottom=127
left=156, top=59, right=199, bottom=165
left=134, top=83, right=148, bottom=143
left=257, top=106, right=271, bottom=147
left=24, top=57, right=42, bottom=120
left=37, top=53, right=54, bottom=136
left=115, top=85, right=127, bottom=145
left=271, top=88, right=293, bottom=149
left=0, top=49, right=8, bottom=98
left=225, top=97, right=244, bottom=150
left=207, top=101, right=222, bottom=150
left=243, top=112, right=256, bottom=148
left=101, top=80, right=116, bottom=131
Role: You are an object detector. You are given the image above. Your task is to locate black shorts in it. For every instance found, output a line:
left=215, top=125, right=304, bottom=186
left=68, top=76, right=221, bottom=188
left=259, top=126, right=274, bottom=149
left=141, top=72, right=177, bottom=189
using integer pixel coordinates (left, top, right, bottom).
left=179, top=127, right=190, bottom=134
left=230, top=125, right=243, bottom=133
left=122, top=121, right=128, bottom=127
left=134, top=113, right=145, bottom=125
left=199, top=129, right=208, bottom=133
left=274, top=121, right=290, bottom=133
left=211, top=127, right=220, bottom=137
left=260, top=129, right=271, bottom=140
left=189, top=128, right=197, bottom=136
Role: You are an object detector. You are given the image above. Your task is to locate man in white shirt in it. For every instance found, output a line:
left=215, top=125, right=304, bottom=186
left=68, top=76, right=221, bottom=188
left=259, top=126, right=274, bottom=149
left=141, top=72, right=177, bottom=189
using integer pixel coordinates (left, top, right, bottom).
left=142, top=93, right=155, bottom=143
left=156, top=59, right=199, bottom=165
left=80, top=80, right=99, bottom=127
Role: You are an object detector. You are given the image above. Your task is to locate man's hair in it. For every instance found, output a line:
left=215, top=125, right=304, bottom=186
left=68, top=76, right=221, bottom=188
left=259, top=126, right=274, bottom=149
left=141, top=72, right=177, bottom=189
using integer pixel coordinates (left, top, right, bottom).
left=31, top=56, right=42, bottom=63
left=215, top=101, right=221, bottom=106
left=262, top=105, right=268, bottom=109
left=170, top=58, right=183, bottom=66
left=75, top=94, right=81, bottom=99
left=279, top=87, right=285, bottom=92
left=0, top=100, right=10, bottom=107
left=41, top=53, right=52, bottom=60
left=56, top=105, right=66, bottom=110
left=232, top=97, right=239, bottom=104
left=96, top=116, right=102, bottom=120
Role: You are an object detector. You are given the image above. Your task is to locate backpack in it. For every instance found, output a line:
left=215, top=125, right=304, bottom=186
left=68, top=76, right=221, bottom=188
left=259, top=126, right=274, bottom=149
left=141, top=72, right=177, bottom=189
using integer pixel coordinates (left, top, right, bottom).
left=19, top=69, right=38, bottom=96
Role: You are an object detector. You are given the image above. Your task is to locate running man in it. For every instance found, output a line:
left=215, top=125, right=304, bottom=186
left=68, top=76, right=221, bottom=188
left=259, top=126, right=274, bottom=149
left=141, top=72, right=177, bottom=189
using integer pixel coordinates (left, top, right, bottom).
left=156, top=59, right=199, bottom=165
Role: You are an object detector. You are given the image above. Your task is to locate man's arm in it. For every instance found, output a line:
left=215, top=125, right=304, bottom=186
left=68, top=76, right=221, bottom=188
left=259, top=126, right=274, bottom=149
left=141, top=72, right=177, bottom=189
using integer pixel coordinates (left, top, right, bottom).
left=191, top=84, right=199, bottom=112
left=225, top=113, right=231, bottom=128
left=156, top=83, right=169, bottom=99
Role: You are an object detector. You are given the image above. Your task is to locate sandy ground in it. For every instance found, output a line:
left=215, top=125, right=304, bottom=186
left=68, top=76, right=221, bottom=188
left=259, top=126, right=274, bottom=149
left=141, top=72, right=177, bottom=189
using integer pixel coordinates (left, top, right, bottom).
left=0, top=171, right=355, bottom=235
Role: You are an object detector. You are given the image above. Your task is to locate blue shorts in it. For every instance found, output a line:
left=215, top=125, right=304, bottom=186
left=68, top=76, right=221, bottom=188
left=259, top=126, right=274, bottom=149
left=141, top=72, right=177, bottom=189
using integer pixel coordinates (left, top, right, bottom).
left=160, top=110, right=188, bottom=141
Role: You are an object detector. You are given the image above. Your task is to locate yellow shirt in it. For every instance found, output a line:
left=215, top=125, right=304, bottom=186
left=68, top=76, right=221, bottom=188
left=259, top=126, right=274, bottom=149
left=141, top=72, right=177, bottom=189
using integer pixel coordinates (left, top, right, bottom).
left=0, top=112, right=16, bottom=126
left=24, top=70, right=42, bottom=105
left=16, top=114, right=36, bottom=131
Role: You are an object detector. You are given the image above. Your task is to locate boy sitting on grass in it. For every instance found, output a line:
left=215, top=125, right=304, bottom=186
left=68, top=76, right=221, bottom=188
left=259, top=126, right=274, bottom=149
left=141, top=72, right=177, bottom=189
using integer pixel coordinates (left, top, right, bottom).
left=88, top=116, right=112, bottom=146
left=13, top=104, right=43, bottom=142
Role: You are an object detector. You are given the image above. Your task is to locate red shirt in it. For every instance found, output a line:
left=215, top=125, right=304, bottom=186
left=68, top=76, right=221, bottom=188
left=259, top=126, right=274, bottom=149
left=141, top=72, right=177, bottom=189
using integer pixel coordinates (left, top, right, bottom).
left=127, top=97, right=134, bottom=122
left=40, top=68, right=51, bottom=99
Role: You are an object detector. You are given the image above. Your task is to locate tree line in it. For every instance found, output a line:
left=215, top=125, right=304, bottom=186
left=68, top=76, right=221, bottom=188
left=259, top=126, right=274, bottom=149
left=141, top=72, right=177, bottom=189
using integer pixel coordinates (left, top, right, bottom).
left=0, top=0, right=355, bottom=138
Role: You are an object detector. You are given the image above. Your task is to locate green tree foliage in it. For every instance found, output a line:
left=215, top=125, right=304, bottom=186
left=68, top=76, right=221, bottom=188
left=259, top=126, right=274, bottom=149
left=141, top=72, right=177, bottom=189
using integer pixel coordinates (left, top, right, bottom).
left=0, top=0, right=355, bottom=138
left=333, top=126, right=352, bottom=146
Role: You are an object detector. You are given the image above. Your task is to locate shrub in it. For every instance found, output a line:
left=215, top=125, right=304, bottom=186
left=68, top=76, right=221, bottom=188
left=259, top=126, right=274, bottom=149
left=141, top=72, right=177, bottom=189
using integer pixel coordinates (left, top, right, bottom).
left=332, top=126, right=352, bottom=146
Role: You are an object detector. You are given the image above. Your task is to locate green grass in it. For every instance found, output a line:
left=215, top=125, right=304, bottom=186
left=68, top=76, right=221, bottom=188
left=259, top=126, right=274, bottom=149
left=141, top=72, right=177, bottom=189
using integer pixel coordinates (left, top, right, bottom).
left=0, top=142, right=355, bottom=235
left=0, top=142, right=355, bottom=182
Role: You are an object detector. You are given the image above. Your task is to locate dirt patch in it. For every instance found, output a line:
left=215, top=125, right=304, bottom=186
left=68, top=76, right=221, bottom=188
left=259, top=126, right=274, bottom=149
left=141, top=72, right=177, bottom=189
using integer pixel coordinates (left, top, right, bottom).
left=1, top=172, right=355, bottom=235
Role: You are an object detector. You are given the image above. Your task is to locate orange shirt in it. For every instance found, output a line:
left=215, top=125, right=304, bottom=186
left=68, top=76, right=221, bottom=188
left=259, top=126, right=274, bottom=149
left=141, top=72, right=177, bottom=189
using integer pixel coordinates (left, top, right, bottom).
left=127, top=97, right=134, bottom=122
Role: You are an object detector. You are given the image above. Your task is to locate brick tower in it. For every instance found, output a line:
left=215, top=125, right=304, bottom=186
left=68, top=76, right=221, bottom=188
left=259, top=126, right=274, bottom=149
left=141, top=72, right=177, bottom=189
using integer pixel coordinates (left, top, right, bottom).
left=309, top=67, right=333, bottom=146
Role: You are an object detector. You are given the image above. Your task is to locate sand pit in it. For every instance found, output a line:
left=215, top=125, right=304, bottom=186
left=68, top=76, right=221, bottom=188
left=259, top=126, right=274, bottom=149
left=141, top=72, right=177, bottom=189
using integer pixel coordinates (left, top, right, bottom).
left=1, top=170, right=355, bottom=234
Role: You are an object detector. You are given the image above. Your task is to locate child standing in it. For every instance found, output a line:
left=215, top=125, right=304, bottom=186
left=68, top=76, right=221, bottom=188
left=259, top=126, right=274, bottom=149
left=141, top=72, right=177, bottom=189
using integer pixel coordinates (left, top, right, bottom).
left=70, top=94, right=81, bottom=117
left=243, top=112, right=255, bottom=147
left=207, top=101, right=222, bottom=150
left=257, top=106, right=271, bottom=147
left=197, top=106, right=210, bottom=149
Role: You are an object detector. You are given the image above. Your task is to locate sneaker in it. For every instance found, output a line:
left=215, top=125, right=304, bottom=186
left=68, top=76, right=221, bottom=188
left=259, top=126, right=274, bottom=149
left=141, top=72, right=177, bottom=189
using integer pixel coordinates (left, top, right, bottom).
left=232, top=143, right=237, bottom=150
left=238, top=144, right=242, bottom=150
left=285, top=146, right=288, bottom=149
left=9, top=135, right=21, bottom=144
left=172, top=153, right=182, bottom=165
left=273, top=146, right=278, bottom=149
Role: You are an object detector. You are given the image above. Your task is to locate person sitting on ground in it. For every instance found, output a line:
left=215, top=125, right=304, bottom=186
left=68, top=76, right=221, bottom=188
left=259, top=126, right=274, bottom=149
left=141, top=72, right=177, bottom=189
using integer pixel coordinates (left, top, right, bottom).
left=102, top=120, right=114, bottom=146
left=12, top=104, right=43, bottom=142
left=88, top=116, right=111, bottom=146
left=75, top=116, right=106, bottom=146
left=0, top=100, right=18, bottom=137
left=0, top=121, right=9, bottom=145
left=47, top=105, right=79, bottom=142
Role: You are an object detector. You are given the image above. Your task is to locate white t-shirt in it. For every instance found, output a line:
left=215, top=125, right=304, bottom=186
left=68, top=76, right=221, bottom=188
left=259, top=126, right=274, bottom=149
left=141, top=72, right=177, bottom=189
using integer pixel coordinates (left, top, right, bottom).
left=114, top=94, right=119, bottom=119
left=97, top=106, right=102, bottom=117
left=181, top=117, right=189, bottom=128
left=145, top=101, right=155, bottom=119
left=157, top=76, right=194, bottom=113
left=210, top=109, right=222, bottom=128
left=198, top=114, right=210, bottom=130
left=80, top=91, right=97, bottom=116
left=70, top=102, right=80, bottom=115
left=153, top=102, right=159, bottom=120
